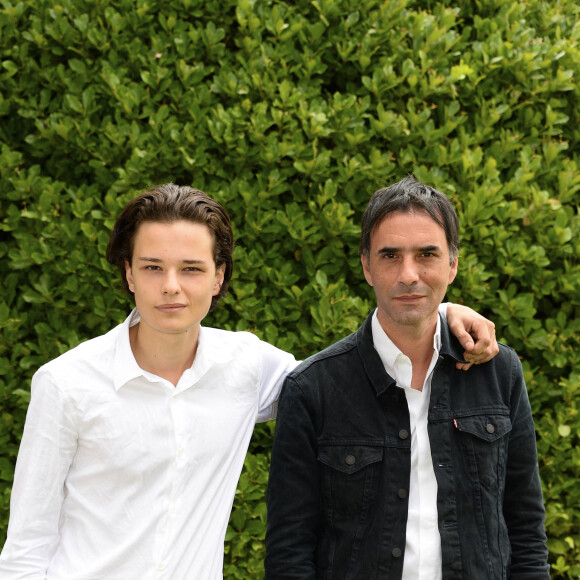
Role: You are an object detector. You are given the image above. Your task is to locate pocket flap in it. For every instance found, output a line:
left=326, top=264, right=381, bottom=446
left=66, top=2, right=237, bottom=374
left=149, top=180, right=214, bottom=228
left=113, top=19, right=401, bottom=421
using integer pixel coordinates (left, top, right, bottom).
left=455, top=414, right=512, bottom=442
left=318, top=445, right=383, bottom=474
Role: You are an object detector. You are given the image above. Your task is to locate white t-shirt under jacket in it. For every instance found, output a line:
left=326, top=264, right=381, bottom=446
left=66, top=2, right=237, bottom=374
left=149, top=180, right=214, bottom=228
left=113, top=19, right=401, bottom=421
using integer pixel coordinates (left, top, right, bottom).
left=0, top=309, right=298, bottom=580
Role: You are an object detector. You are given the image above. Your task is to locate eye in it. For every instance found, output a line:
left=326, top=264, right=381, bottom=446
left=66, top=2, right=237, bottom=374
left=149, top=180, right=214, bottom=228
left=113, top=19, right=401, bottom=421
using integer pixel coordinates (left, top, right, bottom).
left=145, top=265, right=161, bottom=271
left=184, top=266, right=201, bottom=272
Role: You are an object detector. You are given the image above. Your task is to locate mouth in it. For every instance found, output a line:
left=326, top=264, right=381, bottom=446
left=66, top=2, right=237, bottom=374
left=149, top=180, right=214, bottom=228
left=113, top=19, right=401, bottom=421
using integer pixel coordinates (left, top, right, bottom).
left=156, top=304, right=186, bottom=313
left=394, top=294, right=425, bottom=303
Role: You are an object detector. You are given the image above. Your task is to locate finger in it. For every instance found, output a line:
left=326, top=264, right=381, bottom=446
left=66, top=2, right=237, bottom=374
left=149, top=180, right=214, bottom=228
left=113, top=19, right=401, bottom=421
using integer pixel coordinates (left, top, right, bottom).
left=469, top=337, right=491, bottom=356
left=488, top=327, right=499, bottom=356
left=456, top=360, right=473, bottom=371
left=463, top=347, right=488, bottom=361
left=455, top=330, right=476, bottom=353
left=470, top=332, right=499, bottom=361
left=464, top=344, right=497, bottom=365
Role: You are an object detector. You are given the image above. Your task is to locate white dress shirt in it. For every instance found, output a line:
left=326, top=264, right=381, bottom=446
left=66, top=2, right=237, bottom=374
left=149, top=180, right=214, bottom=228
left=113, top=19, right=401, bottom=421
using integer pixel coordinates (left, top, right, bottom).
left=0, top=309, right=298, bottom=580
left=371, top=310, right=444, bottom=580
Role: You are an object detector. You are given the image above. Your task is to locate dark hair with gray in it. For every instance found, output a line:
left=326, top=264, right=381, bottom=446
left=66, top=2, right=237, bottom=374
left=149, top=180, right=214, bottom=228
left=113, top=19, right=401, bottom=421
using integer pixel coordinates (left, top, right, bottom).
left=106, top=183, right=234, bottom=311
left=360, top=174, right=459, bottom=264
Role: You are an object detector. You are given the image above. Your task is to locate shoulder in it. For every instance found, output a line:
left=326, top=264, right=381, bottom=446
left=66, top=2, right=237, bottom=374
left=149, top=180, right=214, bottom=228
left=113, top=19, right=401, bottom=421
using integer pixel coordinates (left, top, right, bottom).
left=37, top=323, right=121, bottom=378
left=287, top=331, right=358, bottom=380
left=202, top=326, right=260, bottom=344
left=200, top=327, right=296, bottom=366
left=200, top=327, right=261, bottom=360
left=477, top=342, right=522, bottom=376
left=492, top=342, right=525, bottom=388
left=448, top=342, right=525, bottom=409
left=41, top=324, right=123, bottom=370
left=443, top=324, right=522, bottom=379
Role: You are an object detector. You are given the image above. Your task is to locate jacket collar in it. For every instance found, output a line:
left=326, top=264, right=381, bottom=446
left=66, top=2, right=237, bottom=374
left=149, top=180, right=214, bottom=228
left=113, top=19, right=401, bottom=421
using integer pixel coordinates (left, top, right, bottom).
left=355, top=308, right=467, bottom=397
left=355, top=310, right=397, bottom=397
left=438, top=315, right=469, bottom=364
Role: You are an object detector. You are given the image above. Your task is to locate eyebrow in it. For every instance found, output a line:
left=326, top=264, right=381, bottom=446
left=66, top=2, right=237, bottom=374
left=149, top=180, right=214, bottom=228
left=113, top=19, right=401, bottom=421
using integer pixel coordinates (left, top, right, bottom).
left=136, top=257, right=209, bottom=264
left=377, top=247, right=399, bottom=255
left=377, top=244, right=442, bottom=255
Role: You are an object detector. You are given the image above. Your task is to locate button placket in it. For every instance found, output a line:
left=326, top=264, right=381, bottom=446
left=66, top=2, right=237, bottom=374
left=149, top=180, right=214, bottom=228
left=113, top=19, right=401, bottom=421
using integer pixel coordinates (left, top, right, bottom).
left=154, top=394, right=183, bottom=569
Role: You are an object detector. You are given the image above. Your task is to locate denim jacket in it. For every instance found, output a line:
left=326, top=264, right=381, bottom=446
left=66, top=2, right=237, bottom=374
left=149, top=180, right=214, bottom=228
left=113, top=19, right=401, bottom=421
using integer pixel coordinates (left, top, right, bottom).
left=265, top=311, right=549, bottom=580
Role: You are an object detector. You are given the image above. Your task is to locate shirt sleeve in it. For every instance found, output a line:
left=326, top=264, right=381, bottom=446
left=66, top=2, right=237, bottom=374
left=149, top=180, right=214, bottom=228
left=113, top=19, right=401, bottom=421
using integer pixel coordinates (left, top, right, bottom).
left=256, top=341, right=299, bottom=423
left=0, top=368, right=78, bottom=579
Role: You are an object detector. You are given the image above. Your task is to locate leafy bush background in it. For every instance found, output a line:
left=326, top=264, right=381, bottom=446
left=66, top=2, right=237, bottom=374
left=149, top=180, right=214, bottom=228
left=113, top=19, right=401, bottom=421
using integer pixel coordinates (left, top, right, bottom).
left=0, top=0, right=578, bottom=577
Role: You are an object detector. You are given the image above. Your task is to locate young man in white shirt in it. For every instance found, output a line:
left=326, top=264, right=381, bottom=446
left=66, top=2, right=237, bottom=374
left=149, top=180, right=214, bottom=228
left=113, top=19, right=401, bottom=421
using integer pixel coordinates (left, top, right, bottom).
left=0, top=184, right=498, bottom=579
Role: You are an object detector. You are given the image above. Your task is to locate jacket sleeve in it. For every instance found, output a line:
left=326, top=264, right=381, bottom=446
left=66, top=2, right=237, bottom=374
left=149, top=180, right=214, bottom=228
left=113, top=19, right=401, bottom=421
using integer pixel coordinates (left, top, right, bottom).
left=265, top=374, right=321, bottom=579
left=504, top=351, right=550, bottom=579
left=0, top=368, right=78, bottom=579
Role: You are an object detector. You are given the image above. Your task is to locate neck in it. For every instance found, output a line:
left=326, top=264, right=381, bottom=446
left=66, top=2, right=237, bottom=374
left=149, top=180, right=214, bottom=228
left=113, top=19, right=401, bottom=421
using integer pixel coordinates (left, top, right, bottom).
left=377, top=312, right=437, bottom=391
left=129, top=323, right=200, bottom=387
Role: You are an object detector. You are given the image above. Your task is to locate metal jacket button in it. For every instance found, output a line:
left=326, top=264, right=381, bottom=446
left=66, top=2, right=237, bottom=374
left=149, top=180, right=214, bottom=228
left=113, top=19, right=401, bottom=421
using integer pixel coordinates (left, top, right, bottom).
left=486, top=423, right=495, bottom=434
left=345, top=454, right=356, bottom=466
left=399, top=429, right=409, bottom=440
left=398, top=488, right=407, bottom=499
left=392, top=548, right=402, bottom=558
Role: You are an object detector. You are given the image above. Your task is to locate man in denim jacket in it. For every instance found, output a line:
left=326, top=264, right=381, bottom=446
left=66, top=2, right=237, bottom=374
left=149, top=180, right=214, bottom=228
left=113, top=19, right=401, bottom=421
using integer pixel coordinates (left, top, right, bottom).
left=265, top=175, right=550, bottom=579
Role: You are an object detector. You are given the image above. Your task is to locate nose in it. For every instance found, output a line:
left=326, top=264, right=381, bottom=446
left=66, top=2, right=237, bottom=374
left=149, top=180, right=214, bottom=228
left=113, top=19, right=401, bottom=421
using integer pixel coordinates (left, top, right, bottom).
left=161, top=270, right=181, bottom=295
left=399, top=256, right=419, bottom=286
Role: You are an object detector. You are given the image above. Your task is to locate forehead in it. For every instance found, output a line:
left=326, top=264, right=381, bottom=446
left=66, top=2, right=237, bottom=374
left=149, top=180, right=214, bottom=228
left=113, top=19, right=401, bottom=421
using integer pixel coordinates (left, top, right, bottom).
left=132, top=220, right=215, bottom=253
left=371, top=210, right=448, bottom=247
left=134, top=219, right=212, bottom=238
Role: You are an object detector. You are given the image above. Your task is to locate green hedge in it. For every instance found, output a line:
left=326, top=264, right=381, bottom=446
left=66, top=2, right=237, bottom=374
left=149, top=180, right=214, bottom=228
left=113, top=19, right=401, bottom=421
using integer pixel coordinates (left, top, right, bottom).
left=1, top=0, right=578, bottom=577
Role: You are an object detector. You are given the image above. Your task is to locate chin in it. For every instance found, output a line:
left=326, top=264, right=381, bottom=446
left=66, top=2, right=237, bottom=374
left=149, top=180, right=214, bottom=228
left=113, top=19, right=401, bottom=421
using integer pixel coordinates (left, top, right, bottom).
left=390, top=308, right=433, bottom=325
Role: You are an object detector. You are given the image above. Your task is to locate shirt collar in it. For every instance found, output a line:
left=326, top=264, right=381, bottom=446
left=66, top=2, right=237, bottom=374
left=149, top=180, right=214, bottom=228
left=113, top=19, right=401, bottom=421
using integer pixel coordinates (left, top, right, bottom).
left=371, top=310, right=442, bottom=389
left=113, top=309, right=145, bottom=391
left=112, top=309, right=236, bottom=391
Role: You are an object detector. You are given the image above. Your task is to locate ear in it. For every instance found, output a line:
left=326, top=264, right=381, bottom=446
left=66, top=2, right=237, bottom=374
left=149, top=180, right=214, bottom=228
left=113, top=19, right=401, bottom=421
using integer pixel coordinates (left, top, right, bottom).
left=448, top=255, right=458, bottom=285
left=125, top=260, right=135, bottom=293
left=361, top=254, right=373, bottom=287
left=213, top=263, right=226, bottom=296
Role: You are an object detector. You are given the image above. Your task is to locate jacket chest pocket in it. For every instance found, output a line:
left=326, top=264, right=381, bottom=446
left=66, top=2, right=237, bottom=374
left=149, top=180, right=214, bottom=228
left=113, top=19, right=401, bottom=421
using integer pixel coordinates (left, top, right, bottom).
left=318, top=444, right=383, bottom=519
left=454, top=413, right=512, bottom=489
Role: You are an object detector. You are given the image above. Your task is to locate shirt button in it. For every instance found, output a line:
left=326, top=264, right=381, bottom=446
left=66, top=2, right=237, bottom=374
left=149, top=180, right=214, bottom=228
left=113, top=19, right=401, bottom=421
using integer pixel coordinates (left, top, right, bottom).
left=398, top=488, right=407, bottom=499
left=398, top=429, right=409, bottom=440
left=345, top=454, right=356, bottom=466
left=392, top=548, right=402, bottom=558
left=486, top=423, right=495, bottom=434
